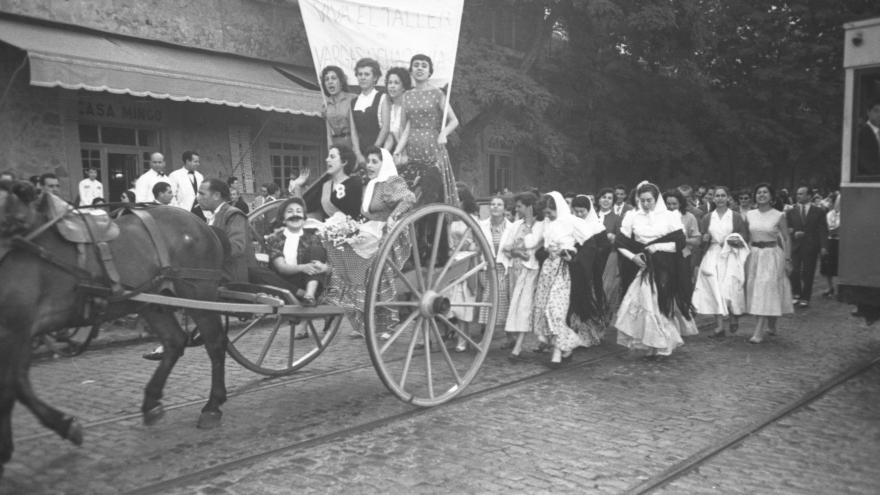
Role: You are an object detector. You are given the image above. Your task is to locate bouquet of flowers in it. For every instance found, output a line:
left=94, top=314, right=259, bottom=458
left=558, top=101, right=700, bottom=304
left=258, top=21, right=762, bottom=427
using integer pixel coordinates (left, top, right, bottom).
left=319, top=212, right=363, bottom=249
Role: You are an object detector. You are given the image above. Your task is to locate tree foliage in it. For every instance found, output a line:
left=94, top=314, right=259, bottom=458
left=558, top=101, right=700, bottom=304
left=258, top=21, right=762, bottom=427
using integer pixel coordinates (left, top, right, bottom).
left=451, top=0, right=880, bottom=192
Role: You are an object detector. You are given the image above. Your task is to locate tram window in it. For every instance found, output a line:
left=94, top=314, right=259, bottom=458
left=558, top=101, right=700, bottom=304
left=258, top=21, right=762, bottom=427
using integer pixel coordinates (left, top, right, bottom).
left=853, top=70, right=880, bottom=180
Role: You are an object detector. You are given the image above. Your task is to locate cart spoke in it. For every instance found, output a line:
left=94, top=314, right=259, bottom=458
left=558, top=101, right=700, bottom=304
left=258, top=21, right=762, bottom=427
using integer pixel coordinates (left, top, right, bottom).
left=308, top=319, right=324, bottom=348
left=429, top=318, right=462, bottom=386
left=448, top=301, right=494, bottom=307
left=426, top=212, right=445, bottom=287
left=287, top=322, right=296, bottom=369
left=408, top=223, right=427, bottom=292
left=229, top=316, right=263, bottom=344
left=399, top=319, right=421, bottom=390
left=389, top=255, right=422, bottom=298
left=438, top=262, right=487, bottom=297
left=437, top=314, right=481, bottom=350
left=423, top=320, right=434, bottom=400
left=255, top=318, right=282, bottom=367
left=431, top=229, right=471, bottom=291
left=380, top=309, right=420, bottom=355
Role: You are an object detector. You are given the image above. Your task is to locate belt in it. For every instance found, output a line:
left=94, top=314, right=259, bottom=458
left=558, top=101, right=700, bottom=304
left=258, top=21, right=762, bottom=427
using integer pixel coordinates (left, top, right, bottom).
left=331, top=131, right=350, bottom=138
left=751, top=241, right=778, bottom=248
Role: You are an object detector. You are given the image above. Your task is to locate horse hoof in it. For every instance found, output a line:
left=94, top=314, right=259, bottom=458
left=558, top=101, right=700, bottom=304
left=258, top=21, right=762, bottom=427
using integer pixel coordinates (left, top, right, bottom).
left=197, top=410, right=222, bottom=430
left=143, top=404, right=165, bottom=426
left=67, top=419, right=84, bottom=446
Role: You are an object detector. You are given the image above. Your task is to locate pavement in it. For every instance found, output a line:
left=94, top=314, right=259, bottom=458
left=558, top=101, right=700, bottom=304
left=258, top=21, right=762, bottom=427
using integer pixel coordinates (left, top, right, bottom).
left=3, top=279, right=879, bottom=494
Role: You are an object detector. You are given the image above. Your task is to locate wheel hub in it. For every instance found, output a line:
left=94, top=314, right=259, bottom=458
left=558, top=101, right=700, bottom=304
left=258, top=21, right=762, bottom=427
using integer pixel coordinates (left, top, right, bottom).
left=419, top=290, right=450, bottom=317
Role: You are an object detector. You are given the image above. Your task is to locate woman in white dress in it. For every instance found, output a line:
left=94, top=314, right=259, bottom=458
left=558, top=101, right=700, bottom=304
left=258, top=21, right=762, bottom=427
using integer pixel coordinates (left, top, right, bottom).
left=691, top=186, right=750, bottom=337
left=501, top=191, right=544, bottom=360
left=615, top=182, right=698, bottom=357
left=531, top=191, right=606, bottom=365
left=445, top=185, right=480, bottom=351
left=744, top=183, right=793, bottom=343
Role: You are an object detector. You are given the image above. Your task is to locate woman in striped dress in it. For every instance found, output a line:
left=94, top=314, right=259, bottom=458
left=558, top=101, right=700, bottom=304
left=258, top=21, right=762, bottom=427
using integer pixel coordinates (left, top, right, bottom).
left=478, top=195, right=513, bottom=345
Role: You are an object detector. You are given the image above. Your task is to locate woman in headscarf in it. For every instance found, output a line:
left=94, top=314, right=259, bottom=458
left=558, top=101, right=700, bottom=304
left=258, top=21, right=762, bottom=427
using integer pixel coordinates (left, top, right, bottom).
left=530, top=192, right=606, bottom=365
left=324, top=146, right=415, bottom=337
left=615, top=181, right=698, bottom=357
left=568, top=195, right=613, bottom=344
left=503, top=191, right=544, bottom=359
left=691, top=186, right=750, bottom=337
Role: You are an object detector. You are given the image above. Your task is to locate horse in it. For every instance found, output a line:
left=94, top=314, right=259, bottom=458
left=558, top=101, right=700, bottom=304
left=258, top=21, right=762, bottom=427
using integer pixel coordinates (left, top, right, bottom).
left=0, top=180, right=230, bottom=478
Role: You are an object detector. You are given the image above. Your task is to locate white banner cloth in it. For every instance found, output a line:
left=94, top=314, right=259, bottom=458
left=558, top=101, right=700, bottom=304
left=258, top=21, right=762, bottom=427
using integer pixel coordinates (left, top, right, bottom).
left=298, top=0, right=465, bottom=89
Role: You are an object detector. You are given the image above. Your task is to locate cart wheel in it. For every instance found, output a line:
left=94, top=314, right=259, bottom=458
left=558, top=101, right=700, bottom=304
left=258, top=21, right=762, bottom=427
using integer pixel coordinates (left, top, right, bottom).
left=33, top=325, right=100, bottom=357
left=224, top=284, right=342, bottom=376
left=365, top=204, right=499, bottom=406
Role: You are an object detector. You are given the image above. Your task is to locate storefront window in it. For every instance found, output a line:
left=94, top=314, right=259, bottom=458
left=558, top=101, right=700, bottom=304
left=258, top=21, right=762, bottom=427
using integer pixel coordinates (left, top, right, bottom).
left=268, top=141, right=320, bottom=190
left=78, top=124, right=100, bottom=143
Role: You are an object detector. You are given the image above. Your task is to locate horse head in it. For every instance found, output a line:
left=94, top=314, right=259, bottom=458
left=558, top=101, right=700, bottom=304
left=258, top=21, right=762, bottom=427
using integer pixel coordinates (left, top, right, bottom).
left=0, top=179, right=40, bottom=239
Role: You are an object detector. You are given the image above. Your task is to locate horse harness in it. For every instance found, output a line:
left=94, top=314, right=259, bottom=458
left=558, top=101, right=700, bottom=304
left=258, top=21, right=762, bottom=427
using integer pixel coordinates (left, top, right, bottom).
left=7, top=202, right=223, bottom=320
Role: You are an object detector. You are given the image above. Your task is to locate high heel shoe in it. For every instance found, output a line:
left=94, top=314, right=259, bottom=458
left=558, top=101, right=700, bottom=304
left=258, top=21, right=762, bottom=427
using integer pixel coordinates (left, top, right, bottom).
left=748, top=334, right=763, bottom=344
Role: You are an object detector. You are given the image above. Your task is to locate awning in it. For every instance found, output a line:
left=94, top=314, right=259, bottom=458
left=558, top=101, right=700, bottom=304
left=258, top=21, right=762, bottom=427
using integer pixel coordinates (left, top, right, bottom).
left=0, top=15, right=323, bottom=116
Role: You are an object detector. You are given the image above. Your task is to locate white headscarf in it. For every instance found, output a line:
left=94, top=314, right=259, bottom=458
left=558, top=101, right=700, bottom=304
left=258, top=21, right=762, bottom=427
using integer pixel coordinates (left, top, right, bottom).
left=361, top=148, right=398, bottom=216
left=543, top=191, right=605, bottom=251
left=635, top=181, right=669, bottom=215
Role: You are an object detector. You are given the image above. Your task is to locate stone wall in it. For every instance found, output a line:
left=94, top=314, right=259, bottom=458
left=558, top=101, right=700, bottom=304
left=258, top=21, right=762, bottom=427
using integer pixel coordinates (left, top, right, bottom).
left=0, top=0, right=310, bottom=63
left=0, top=44, right=71, bottom=194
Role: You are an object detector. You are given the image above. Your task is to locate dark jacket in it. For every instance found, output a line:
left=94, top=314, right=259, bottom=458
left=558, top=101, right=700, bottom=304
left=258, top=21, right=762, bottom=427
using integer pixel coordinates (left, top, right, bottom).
left=211, top=203, right=254, bottom=283
left=785, top=204, right=828, bottom=254
left=857, top=123, right=880, bottom=176
left=302, top=175, right=364, bottom=220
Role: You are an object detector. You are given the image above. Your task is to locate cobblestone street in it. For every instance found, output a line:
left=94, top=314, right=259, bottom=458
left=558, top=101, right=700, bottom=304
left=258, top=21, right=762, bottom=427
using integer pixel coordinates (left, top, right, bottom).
left=1, top=287, right=878, bottom=494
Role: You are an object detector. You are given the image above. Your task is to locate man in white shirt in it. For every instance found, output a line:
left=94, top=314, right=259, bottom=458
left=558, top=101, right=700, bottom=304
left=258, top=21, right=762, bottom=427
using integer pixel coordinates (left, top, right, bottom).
left=77, top=167, right=103, bottom=206
left=134, top=152, right=170, bottom=203
left=168, top=150, right=203, bottom=211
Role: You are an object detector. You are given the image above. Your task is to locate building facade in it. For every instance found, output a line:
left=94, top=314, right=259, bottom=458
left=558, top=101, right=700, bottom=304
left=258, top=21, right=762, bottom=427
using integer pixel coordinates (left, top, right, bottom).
left=0, top=0, right=543, bottom=203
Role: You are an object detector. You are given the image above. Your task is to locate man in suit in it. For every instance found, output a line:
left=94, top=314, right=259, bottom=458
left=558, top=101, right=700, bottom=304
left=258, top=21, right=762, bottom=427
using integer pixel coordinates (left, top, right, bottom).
left=168, top=150, right=204, bottom=213
left=143, top=178, right=253, bottom=361
left=612, top=184, right=633, bottom=218
left=152, top=181, right=174, bottom=205
left=134, top=152, right=170, bottom=203
left=786, top=185, right=829, bottom=308
left=856, top=99, right=880, bottom=176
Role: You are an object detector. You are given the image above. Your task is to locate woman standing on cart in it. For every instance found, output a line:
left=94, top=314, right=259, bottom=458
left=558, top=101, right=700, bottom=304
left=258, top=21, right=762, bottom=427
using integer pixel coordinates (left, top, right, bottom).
left=397, top=54, right=459, bottom=206
left=325, top=146, right=416, bottom=337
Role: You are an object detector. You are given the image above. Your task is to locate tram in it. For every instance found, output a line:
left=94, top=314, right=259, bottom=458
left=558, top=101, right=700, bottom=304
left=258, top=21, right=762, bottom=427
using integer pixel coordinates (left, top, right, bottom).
left=839, top=18, right=880, bottom=319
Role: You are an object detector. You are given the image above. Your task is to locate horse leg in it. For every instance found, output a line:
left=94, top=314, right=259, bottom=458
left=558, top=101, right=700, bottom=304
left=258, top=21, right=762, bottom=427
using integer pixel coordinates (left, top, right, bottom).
left=140, top=307, right=187, bottom=426
left=9, top=330, right=83, bottom=448
left=190, top=311, right=226, bottom=430
left=0, top=333, right=17, bottom=478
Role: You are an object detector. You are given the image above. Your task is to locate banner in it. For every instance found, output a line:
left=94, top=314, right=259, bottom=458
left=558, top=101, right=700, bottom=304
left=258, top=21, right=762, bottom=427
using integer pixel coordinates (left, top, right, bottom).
left=298, top=0, right=465, bottom=91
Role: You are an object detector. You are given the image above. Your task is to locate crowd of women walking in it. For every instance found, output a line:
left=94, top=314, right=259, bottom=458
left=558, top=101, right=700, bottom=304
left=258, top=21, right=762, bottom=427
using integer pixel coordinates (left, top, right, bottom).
left=273, top=52, right=821, bottom=366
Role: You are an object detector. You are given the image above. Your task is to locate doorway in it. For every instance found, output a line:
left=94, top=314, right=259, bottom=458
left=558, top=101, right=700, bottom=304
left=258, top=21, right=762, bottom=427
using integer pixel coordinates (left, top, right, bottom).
left=107, top=152, right=139, bottom=203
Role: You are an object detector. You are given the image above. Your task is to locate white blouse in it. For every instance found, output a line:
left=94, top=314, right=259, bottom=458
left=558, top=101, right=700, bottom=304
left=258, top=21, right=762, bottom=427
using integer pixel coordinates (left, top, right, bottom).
left=619, top=208, right=683, bottom=254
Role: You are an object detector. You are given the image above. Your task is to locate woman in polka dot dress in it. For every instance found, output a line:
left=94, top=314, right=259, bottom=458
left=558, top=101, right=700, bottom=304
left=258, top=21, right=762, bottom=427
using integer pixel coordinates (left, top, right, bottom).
left=397, top=53, right=460, bottom=206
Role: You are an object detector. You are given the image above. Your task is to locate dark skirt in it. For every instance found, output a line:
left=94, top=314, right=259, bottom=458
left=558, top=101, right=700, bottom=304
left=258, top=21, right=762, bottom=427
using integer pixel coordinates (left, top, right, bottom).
left=819, top=237, right=839, bottom=277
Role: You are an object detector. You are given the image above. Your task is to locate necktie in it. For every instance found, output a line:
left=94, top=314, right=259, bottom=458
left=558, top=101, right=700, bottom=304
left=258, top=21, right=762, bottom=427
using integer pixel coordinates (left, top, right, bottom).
left=188, top=171, right=197, bottom=193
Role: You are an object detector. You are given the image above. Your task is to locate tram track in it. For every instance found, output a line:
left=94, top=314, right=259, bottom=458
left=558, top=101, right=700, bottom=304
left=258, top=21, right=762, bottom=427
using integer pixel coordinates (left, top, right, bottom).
left=122, top=347, right=628, bottom=495
left=623, top=354, right=880, bottom=495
